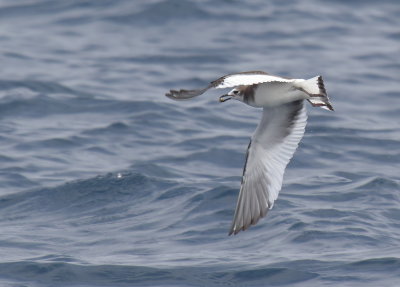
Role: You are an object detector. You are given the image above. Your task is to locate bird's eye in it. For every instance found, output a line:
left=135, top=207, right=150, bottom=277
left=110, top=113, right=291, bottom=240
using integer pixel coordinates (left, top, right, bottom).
left=233, top=90, right=239, bottom=95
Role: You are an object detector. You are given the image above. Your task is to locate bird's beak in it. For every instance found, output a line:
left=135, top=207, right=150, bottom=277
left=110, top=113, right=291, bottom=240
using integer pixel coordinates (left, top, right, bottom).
left=219, top=94, right=232, bottom=102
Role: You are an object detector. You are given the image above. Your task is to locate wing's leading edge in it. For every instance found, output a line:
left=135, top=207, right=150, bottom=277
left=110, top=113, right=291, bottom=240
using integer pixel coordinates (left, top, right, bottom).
left=165, top=71, right=294, bottom=100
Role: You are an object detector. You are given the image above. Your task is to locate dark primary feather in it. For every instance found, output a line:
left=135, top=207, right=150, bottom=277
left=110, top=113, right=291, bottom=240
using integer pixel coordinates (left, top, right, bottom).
left=165, top=87, right=210, bottom=100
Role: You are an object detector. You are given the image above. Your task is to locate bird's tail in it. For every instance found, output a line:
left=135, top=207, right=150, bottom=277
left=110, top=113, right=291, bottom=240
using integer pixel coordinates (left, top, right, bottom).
left=298, top=76, right=334, bottom=111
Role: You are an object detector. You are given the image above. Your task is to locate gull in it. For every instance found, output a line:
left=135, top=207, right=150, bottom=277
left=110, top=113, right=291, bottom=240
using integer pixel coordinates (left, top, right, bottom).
left=166, top=71, right=333, bottom=235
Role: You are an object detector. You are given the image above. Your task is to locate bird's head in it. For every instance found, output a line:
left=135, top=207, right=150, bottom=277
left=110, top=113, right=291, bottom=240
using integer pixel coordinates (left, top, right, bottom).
left=219, top=85, right=253, bottom=103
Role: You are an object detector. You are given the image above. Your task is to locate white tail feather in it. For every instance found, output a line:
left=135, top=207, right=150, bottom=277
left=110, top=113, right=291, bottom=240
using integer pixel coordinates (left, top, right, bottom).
left=300, top=76, right=325, bottom=95
left=298, top=76, right=333, bottom=111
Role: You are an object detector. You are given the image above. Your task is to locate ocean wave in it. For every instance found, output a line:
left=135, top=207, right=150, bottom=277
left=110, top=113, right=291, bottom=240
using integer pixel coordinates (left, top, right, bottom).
left=1, top=257, right=399, bottom=287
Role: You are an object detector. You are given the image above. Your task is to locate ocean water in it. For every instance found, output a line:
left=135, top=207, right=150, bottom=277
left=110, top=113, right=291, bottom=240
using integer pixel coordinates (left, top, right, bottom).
left=0, top=0, right=399, bottom=286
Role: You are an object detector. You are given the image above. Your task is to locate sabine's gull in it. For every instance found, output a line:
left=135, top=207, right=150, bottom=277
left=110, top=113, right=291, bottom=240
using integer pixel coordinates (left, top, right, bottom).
left=166, top=71, right=333, bottom=235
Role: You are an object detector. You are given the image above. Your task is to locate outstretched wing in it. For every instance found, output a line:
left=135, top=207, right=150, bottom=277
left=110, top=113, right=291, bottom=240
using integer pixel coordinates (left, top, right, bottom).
left=166, top=71, right=294, bottom=100
left=229, top=100, right=307, bottom=235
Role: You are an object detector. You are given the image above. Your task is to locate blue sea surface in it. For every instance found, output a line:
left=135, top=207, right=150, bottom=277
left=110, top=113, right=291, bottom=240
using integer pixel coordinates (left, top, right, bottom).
left=0, top=0, right=399, bottom=286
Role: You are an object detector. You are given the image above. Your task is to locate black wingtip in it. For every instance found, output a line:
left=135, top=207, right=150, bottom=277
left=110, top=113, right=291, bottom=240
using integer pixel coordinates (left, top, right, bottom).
left=165, top=88, right=206, bottom=101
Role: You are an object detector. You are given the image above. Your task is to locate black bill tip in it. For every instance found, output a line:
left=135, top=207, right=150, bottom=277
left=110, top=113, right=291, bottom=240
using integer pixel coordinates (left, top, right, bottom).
left=219, top=94, right=232, bottom=102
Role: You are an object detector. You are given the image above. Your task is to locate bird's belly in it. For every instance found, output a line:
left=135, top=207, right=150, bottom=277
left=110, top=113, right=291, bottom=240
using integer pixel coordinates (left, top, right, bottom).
left=252, top=82, right=307, bottom=108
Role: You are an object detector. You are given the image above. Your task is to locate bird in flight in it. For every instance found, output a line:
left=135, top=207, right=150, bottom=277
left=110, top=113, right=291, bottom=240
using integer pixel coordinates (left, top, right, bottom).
left=166, top=71, right=333, bottom=235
